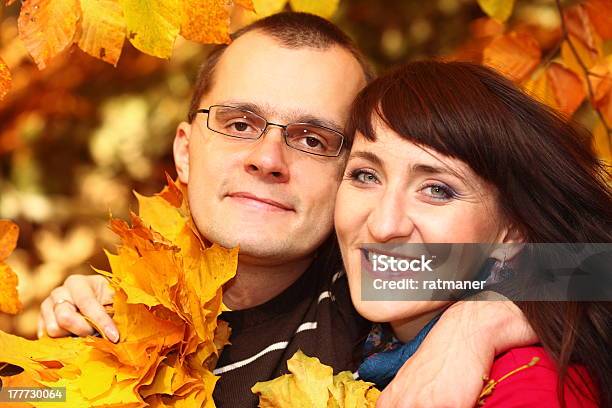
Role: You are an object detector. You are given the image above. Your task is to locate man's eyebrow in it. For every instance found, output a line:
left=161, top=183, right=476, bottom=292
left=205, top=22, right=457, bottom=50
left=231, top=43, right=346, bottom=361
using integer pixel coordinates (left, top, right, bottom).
left=215, top=101, right=344, bottom=134
left=217, top=101, right=265, bottom=117
left=348, top=150, right=383, bottom=167
left=294, top=115, right=344, bottom=134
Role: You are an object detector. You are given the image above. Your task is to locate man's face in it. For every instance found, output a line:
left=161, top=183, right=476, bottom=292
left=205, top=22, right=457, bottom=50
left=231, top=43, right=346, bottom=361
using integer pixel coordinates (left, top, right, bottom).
left=174, top=31, right=366, bottom=265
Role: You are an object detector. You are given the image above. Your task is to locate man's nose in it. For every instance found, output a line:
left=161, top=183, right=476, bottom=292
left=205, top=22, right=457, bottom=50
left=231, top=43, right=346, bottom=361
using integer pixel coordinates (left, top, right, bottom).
left=243, top=126, right=290, bottom=182
left=366, top=188, right=415, bottom=243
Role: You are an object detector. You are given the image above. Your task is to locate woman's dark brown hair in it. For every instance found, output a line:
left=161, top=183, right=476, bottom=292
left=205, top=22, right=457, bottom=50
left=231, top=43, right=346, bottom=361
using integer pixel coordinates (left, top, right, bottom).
left=346, top=60, right=612, bottom=407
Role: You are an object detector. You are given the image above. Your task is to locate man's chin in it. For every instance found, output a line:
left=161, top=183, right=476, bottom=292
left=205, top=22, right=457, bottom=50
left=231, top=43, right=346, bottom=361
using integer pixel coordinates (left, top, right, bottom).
left=194, top=216, right=293, bottom=246
left=203, top=230, right=291, bottom=256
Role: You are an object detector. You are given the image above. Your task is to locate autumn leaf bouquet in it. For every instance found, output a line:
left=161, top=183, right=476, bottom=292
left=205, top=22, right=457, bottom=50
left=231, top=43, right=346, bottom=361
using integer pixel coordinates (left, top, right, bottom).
left=0, top=177, right=381, bottom=407
left=0, top=176, right=238, bottom=407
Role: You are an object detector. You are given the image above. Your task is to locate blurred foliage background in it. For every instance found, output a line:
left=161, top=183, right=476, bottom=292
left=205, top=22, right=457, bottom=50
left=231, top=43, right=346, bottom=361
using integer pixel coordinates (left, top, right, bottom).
left=0, top=0, right=609, bottom=338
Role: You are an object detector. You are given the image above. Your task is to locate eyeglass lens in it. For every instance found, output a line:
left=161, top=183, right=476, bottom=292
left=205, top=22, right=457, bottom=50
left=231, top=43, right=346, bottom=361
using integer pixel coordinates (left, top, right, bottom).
left=207, top=106, right=343, bottom=156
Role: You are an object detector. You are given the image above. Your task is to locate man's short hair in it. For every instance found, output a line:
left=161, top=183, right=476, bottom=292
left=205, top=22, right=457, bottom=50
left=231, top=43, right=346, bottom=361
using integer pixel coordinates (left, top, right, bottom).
left=186, top=12, right=374, bottom=122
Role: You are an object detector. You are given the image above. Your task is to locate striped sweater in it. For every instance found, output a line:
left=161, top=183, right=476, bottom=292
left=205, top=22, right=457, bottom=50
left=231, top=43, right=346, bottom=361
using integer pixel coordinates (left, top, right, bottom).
left=212, top=243, right=370, bottom=407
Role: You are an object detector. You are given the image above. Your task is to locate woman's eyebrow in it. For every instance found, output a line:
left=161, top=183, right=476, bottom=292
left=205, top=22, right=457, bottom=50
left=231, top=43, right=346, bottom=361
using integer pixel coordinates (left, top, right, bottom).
left=348, top=150, right=383, bottom=167
left=411, top=163, right=466, bottom=182
left=349, top=151, right=470, bottom=185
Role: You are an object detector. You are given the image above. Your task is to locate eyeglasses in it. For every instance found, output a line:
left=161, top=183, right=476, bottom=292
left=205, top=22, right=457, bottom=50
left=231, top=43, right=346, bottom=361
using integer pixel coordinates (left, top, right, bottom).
left=195, top=105, right=345, bottom=157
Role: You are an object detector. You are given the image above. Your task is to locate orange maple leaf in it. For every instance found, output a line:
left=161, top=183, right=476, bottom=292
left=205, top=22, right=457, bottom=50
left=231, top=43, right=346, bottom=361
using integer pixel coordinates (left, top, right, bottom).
left=0, top=57, right=11, bottom=101
left=483, top=31, right=541, bottom=82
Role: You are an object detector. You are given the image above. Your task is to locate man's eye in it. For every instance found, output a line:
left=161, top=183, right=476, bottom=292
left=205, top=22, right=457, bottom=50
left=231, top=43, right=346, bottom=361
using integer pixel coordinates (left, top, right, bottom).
left=305, top=136, right=322, bottom=148
left=295, top=134, right=327, bottom=151
left=226, top=120, right=257, bottom=133
left=232, top=121, right=249, bottom=132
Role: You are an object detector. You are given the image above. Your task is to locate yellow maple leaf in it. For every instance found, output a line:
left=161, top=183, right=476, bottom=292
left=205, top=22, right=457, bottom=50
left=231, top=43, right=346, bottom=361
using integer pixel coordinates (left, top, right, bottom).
left=0, top=332, right=87, bottom=381
left=0, top=57, right=11, bottom=101
left=523, top=67, right=557, bottom=108
left=77, top=0, right=127, bottom=66
left=181, top=0, right=232, bottom=45
left=135, top=190, right=187, bottom=244
left=235, top=0, right=256, bottom=12
left=0, top=178, right=237, bottom=407
left=329, top=371, right=380, bottom=408
left=12, top=0, right=332, bottom=69
left=0, top=264, right=21, bottom=315
left=252, top=0, right=340, bottom=18
left=0, top=220, right=21, bottom=314
left=118, top=0, right=182, bottom=58
left=139, top=362, right=175, bottom=397
left=252, top=0, right=287, bottom=17
left=0, top=220, right=19, bottom=263
left=561, top=38, right=599, bottom=81
left=17, top=0, right=80, bottom=69
left=289, top=0, right=340, bottom=19
left=593, top=121, right=612, bottom=166
left=252, top=350, right=380, bottom=408
left=477, top=0, right=515, bottom=23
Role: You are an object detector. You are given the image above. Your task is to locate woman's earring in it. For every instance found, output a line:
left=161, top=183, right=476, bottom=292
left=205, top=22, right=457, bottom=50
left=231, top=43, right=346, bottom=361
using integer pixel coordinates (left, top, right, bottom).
left=499, top=251, right=514, bottom=280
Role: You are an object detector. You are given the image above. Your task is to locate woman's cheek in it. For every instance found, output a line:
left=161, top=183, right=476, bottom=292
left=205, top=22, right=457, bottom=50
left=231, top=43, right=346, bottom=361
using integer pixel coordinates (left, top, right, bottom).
left=423, top=205, right=500, bottom=243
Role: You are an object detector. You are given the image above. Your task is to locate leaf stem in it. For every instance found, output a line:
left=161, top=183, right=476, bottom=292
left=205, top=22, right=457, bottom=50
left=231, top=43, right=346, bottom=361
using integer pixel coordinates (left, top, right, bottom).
left=555, top=0, right=611, bottom=152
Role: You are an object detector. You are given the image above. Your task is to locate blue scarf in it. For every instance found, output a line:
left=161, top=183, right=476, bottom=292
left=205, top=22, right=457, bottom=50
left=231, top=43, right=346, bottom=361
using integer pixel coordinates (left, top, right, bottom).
left=358, top=316, right=440, bottom=388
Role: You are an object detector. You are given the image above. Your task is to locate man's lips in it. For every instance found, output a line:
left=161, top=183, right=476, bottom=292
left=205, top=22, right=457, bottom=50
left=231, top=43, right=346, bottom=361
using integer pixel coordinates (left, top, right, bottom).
left=227, top=192, right=294, bottom=211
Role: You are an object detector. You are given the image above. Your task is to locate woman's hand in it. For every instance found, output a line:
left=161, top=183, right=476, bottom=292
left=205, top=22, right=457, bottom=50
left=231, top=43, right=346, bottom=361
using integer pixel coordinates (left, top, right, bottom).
left=376, top=298, right=537, bottom=408
left=38, top=274, right=118, bottom=342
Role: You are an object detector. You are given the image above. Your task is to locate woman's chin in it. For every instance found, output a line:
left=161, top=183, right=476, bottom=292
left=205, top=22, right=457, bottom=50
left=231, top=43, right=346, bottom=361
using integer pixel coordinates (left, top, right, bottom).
left=355, top=300, right=423, bottom=323
left=357, top=299, right=448, bottom=328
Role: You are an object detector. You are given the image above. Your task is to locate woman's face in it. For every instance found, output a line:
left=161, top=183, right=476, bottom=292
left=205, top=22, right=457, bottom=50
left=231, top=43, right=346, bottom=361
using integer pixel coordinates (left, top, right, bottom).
left=335, top=122, right=513, bottom=331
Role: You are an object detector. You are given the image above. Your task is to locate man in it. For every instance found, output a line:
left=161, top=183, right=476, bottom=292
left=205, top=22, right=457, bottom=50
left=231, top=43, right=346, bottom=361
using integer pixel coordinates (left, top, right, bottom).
left=38, top=12, right=536, bottom=407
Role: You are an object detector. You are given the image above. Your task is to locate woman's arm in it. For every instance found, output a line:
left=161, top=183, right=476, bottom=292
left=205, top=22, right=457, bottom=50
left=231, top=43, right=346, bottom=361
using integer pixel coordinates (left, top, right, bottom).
left=376, top=295, right=537, bottom=408
left=481, top=346, right=598, bottom=407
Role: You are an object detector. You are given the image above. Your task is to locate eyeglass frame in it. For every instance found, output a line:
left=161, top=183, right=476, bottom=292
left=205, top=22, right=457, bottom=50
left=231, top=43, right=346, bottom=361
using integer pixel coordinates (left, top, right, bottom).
left=195, top=105, right=346, bottom=157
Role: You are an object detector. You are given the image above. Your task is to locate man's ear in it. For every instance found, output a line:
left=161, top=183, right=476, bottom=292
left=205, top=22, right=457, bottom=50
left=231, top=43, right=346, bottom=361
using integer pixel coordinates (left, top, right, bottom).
left=490, top=223, right=525, bottom=262
left=174, top=121, right=192, bottom=184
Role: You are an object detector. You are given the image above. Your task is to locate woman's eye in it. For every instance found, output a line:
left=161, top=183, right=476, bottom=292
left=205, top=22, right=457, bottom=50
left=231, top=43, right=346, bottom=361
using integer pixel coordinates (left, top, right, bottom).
left=421, top=184, right=454, bottom=200
left=348, top=169, right=379, bottom=184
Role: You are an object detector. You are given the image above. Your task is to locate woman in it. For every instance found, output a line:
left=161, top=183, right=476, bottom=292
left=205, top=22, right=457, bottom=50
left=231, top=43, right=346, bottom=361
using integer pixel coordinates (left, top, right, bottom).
left=335, top=61, right=611, bottom=407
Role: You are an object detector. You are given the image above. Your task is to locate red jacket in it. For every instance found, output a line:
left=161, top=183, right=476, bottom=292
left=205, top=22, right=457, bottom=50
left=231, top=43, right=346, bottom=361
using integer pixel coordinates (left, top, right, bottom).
left=482, top=346, right=598, bottom=407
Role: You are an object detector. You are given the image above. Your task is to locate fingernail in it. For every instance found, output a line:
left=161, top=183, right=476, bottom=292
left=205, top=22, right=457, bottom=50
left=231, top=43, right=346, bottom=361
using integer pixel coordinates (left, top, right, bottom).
left=105, top=325, right=119, bottom=343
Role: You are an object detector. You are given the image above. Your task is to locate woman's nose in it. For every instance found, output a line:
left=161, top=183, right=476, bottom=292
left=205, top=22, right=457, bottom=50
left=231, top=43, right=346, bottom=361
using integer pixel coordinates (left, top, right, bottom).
left=366, top=188, right=415, bottom=243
